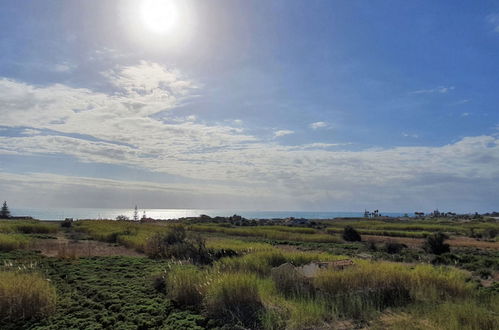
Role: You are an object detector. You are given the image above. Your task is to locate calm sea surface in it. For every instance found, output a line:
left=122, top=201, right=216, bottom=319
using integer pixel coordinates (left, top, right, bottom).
left=10, top=208, right=406, bottom=220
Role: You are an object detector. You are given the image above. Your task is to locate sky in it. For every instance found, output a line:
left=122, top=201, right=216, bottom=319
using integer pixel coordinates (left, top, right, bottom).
left=0, top=0, right=498, bottom=213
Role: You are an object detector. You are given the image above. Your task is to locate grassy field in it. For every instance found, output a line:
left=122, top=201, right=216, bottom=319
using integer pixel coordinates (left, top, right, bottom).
left=0, top=217, right=497, bottom=329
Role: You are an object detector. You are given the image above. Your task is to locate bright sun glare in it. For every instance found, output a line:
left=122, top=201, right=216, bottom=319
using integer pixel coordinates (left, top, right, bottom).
left=140, top=0, right=179, bottom=34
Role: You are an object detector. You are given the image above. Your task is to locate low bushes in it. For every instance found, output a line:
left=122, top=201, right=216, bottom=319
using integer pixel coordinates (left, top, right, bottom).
left=0, top=271, right=57, bottom=321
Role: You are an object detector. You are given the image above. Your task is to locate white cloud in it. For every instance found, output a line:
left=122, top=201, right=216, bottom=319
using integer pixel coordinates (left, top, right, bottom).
left=410, top=86, right=455, bottom=94
left=450, top=99, right=471, bottom=106
left=402, top=133, right=419, bottom=138
left=487, top=14, right=499, bottom=33
left=53, top=62, right=74, bottom=73
left=1, top=62, right=498, bottom=211
left=274, top=130, right=294, bottom=138
left=461, top=112, right=470, bottom=117
left=309, top=121, right=329, bottom=130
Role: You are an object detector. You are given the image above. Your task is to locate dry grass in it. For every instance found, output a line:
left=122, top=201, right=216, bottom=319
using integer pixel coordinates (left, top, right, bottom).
left=0, top=271, right=57, bottom=321
left=32, top=235, right=143, bottom=258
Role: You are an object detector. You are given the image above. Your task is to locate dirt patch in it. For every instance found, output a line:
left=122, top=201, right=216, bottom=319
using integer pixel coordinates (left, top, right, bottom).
left=31, top=234, right=144, bottom=257
left=362, top=235, right=499, bottom=250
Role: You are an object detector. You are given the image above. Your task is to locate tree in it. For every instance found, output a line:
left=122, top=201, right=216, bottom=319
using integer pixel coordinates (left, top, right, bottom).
left=133, top=205, right=139, bottom=221
left=0, top=201, right=11, bottom=219
left=342, top=226, right=361, bottom=242
left=423, top=232, right=450, bottom=255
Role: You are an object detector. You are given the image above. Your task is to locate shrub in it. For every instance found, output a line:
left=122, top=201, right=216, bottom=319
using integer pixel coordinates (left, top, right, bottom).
left=204, top=272, right=263, bottom=328
left=342, top=226, right=361, bottom=242
left=0, top=271, right=57, bottom=321
left=423, top=232, right=450, bottom=255
left=145, top=228, right=213, bottom=264
left=61, top=218, right=73, bottom=228
left=384, top=242, right=407, bottom=254
left=484, top=228, right=498, bottom=240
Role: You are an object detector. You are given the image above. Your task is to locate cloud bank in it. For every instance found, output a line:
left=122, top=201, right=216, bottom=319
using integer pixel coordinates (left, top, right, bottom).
left=1, top=62, right=498, bottom=212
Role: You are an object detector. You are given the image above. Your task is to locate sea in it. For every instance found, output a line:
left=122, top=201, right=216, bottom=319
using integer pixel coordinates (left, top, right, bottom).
left=10, top=208, right=407, bottom=221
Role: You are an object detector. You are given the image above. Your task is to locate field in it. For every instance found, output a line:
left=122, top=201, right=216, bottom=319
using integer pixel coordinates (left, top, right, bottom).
left=0, top=216, right=498, bottom=329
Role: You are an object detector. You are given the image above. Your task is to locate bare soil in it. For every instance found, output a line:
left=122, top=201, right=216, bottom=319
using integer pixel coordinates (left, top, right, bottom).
left=30, top=233, right=144, bottom=257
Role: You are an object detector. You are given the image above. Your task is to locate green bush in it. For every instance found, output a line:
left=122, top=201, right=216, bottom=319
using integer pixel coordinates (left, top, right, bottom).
left=423, top=232, right=450, bottom=255
left=342, top=226, right=361, bottom=242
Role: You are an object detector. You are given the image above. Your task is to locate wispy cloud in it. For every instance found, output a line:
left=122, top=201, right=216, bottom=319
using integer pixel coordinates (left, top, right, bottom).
left=449, top=99, right=471, bottom=106
left=1, top=62, right=498, bottom=211
left=274, top=130, right=294, bottom=138
left=309, top=121, right=329, bottom=130
left=486, top=14, right=499, bottom=33
left=410, top=86, right=455, bottom=94
left=402, top=133, right=419, bottom=138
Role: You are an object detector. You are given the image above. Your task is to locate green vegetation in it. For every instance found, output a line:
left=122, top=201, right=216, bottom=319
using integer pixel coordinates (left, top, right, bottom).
left=189, top=223, right=341, bottom=243
left=423, top=232, right=450, bottom=255
left=323, top=219, right=499, bottom=239
left=0, top=270, right=56, bottom=322
left=0, top=201, right=10, bottom=219
left=342, top=225, right=362, bottom=241
left=0, top=233, right=31, bottom=251
left=0, top=217, right=497, bottom=329
left=0, top=220, right=58, bottom=234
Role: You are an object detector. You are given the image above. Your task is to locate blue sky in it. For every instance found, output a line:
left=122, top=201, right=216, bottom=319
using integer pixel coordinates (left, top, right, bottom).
left=0, top=0, right=498, bottom=212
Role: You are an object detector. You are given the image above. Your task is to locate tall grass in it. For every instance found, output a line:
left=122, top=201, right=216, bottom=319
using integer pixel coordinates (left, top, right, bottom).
left=214, top=250, right=347, bottom=276
left=323, top=219, right=499, bottom=236
left=165, top=264, right=207, bottom=307
left=189, top=224, right=341, bottom=243
left=327, top=227, right=431, bottom=238
left=0, top=271, right=57, bottom=321
left=75, top=220, right=171, bottom=251
left=164, top=251, right=488, bottom=329
left=0, top=220, right=58, bottom=234
left=0, top=233, right=31, bottom=251
left=205, top=237, right=275, bottom=253
left=372, top=297, right=499, bottom=330
left=313, top=261, right=474, bottom=319
left=204, top=272, right=264, bottom=328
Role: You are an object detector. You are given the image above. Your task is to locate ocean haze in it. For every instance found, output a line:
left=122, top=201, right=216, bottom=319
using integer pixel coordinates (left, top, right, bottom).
left=11, top=207, right=406, bottom=221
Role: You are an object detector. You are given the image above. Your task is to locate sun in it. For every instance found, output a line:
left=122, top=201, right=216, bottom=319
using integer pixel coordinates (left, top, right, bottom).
left=140, top=0, right=179, bottom=35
